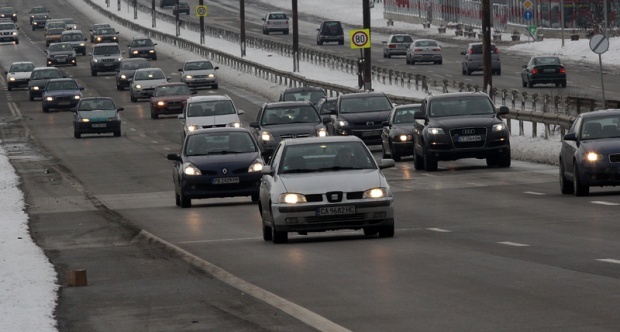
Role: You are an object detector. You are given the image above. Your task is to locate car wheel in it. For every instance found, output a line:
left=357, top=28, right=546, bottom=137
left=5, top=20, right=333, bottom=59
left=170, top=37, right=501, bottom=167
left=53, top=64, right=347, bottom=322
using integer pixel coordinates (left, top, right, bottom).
left=212, top=84, right=218, bottom=89
left=378, top=224, right=395, bottom=238
left=522, top=79, right=527, bottom=88
left=411, top=60, right=415, bottom=65
left=180, top=192, right=192, bottom=208
left=151, top=111, right=158, bottom=119
left=7, top=86, right=12, bottom=91
left=438, top=60, right=443, bottom=65
left=363, top=227, right=379, bottom=236
left=390, top=142, right=401, bottom=162
left=423, top=146, right=438, bottom=171
left=386, top=53, right=391, bottom=59
left=284, top=30, right=289, bottom=35
left=497, top=150, right=511, bottom=168
left=338, top=40, right=344, bottom=45
left=462, top=66, right=466, bottom=75
left=527, top=80, right=534, bottom=88
left=413, top=147, right=425, bottom=170
left=29, top=94, right=34, bottom=101
left=559, top=160, right=574, bottom=195
left=496, top=69, right=501, bottom=75
left=130, top=93, right=137, bottom=102
left=405, top=56, right=410, bottom=65
left=466, top=67, right=472, bottom=76
left=82, top=51, right=86, bottom=56
left=114, top=130, right=121, bottom=137
left=175, top=192, right=181, bottom=206
left=573, top=163, right=589, bottom=196
left=42, top=106, right=49, bottom=113
left=74, top=131, right=81, bottom=139
left=561, top=80, right=567, bottom=88
left=91, top=70, right=97, bottom=77
left=272, top=225, right=288, bottom=244
left=251, top=193, right=259, bottom=203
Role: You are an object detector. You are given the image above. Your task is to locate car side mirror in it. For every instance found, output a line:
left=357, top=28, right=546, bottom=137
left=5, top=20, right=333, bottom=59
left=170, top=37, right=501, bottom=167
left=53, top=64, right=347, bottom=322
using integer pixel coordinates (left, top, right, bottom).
left=177, top=114, right=185, bottom=119
left=238, top=110, right=245, bottom=115
left=178, top=68, right=183, bottom=72
left=460, top=51, right=466, bottom=55
left=191, top=90, right=197, bottom=95
left=322, top=116, right=331, bottom=124
left=522, top=64, right=527, bottom=68
left=214, top=66, right=219, bottom=70
left=563, top=133, right=577, bottom=141
left=249, top=121, right=259, bottom=128
left=127, top=44, right=130, bottom=47
left=382, top=41, right=387, bottom=44
left=117, top=107, right=124, bottom=111
left=79, top=87, right=85, bottom=91
left=328, top=109, right=337, bottom=115
left=153, top=43, right=157, bottom=46
left=167, top=78, right=171, bottom=81
left=84, top=38, right=87, bottom=41
left=166, top=153, right=181, bottom=161
left=262, top=18, right=266, bottom=21
left=497, top=105, right=509, bottom=115
left=261, top=165, right=273, bottom=175
left=377, top=159, right=396, bottom=169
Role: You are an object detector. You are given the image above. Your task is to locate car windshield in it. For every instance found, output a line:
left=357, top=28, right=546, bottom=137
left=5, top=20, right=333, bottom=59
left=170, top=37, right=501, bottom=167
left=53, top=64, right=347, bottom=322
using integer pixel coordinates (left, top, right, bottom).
left=93, top=24, right=110, bottom=30
left=279, top=141, right=375, bottom=174
left=580, top=117, right=620, bottom=140
left=185, top=132, right=256, bottom=156
left=62, top=33, right=83, bottom=41
left=269, top=13, right=287, bottom=19
left=78, top=99, right=116, bottom=111
left=154, top=85, right=191, bottom=96
left=184, top=61, right=213, bottom=71
left=30, top=7, right=47, bottom=14
left=47, top=28, right=65, bottom=35
left=394, top=107, right=420, bottom=124
left=391, top=35, right=413, bottom=43
left=93, top=45, right=120, bottom=55
left=46, top=80, right=78, bottom=91
left=48, top=44, right=73, bottom=52
left=0, top=7, right=14, bottom=14
left=261, top=106, right=320, bottom=125
left=120, top=60, right=149, bottom=70
left=134, top=70, right=165, bottom=80
left=187, top=100, right=236, bottom=117
left=319, top=99, right=337, bottom=113
left=131, top=39, right=153, bottom=47
left=47, top=22, right=65, bottom=29
left=63, top=18, right=75, bottom=24
left=283, top=91, right=325, bottom=104
left=34, top=14, right=49, bottom=19
left=340, top=96, right=392, bottom=113
left=429, top=97, right=495, bottom=117
left=96, top=28, right=115, bottom=35
left=9, top=63, right=35, bottom=72
left=31, top=70, right=61, bottom=79
left=0, top=23, right=13, bottom=30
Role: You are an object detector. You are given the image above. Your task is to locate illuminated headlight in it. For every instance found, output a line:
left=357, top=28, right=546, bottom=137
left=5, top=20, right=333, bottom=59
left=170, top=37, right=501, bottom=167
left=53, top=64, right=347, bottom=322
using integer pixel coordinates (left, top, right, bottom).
left=337, top=119, right=349, bottom=127
left=279, top=193, right=307, bottom=204
left=363, top=187, right=389, bottom=199
left=96, top=37, right=102, bottom=41
left=184, top=75, right=193, bottom=79
left=113, top=36, right=117, bottom=40
left=149, top=50, right=155, bottom=53
left=317, top=128, right=327, bottom=137
left=45, top=96, right=54, bottom=101
left=117, top=57, right=122, bottom=61
left=80, top=118, right=90, bottom=122
left=492, top=123, right=506, bottom=131
left=157, top=101, right=165, bottom=106
left=228, top=122, right=241, bottom=128
left=261, top=131, right=273, bottom=141
left=12, top=14, right=16, bottom=17
left=12, top=32, right=17, bottom=36
left=32, top=86, right=40, bottom=91
left=34, top=22, right=38, bottom=25
left=428, top=127, right=445, bottom=135
left=74, top=95, right=81, bottom=100
left=248, top=161, right=263, bottom=172
left=186, top=125, right=199, bottom=132
left=79, top=43, right=85, bottom=46
left=135, top=84, right=142, bottom=89
left=92, top=59, right=98, bottom=63
left=8, top=77, right=16, bottom=81
left=398, top=134, right=412, bottom=142
left=132, top=50, right=138, bottom=55
left=120, top=74, right=127, bottom=79
left=586, top=152, right=602, bottom=162
left=207, top=74, right=215, bottom=78
left=182, top=163, right=201, bottom=176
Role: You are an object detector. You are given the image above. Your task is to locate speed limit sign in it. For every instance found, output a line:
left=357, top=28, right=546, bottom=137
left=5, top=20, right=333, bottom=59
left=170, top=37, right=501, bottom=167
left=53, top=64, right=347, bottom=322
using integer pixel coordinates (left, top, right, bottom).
left=196, top=5, right=207, bottom=17
left=350, top=29, right=370, bottom=49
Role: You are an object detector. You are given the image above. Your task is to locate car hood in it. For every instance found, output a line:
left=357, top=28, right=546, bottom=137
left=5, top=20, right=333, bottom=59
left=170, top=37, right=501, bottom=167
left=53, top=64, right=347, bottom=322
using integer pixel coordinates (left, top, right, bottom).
left=188, top=152, right=260, bottom=170
left=279, top=169, right=382, bottom=194
left=580, top=139, right=620, bottom=155
left=262, top=123, right=323, bottom=136
left=29, top=78, right=54, bottom=87
left=151, top=95, right=190, bottom=102
left=389, top=124, right=413, bottom=135
left=43, top=90, right=81, bottom=97
left=338, top=110, right=391, bottom=122
left=48, top=51, right=75, bottom=56
left=133, top=78, right=167, bottom=89
left=183, top=69, right=215, bottom=75
left=428, top=114, right=499, bottom=129
left=77, top=109, right=117, bottom=120
left=8, top=72, right=32, bottom=79
left=186, top=114, right=239, bottom=127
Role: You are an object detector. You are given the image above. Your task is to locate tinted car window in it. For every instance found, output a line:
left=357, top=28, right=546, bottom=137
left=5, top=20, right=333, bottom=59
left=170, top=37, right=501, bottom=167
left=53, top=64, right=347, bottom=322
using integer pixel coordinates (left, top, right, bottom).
left=391, top=35, right=413, bottom=43
left=340, top=95, right=392, bottom=113
left=93, top=45, right=120, bottom=55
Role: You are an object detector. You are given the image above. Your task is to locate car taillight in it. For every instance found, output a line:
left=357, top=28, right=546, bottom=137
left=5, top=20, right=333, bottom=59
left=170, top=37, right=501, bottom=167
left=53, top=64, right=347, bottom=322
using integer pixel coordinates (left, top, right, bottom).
left=469, top=49, right=473, bottom=54
left=531, top=68, right=539, bottom=74
left=389, top=44, right=396, bottom=49
left=432, top=48, right=440, bottom=51
left=415, top=48, right=423, bottom=52
left=560, top=68, right=566, bottom=73
left=494, top=48, right=499, bottom=54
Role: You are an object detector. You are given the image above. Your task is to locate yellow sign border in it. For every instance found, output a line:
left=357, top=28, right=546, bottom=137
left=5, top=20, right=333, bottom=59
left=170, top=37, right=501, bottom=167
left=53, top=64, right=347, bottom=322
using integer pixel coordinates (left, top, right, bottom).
left=196, top=5, right=207, bottom=17
left=350, top=29, right=370, bottom=49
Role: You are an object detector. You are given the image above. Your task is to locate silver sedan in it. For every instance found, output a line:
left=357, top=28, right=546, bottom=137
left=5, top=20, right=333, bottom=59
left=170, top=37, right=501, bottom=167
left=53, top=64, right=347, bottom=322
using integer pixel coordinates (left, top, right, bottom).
left=258, top=136, right=396, bottom=243
left=406, top=39, right=443, bottom=65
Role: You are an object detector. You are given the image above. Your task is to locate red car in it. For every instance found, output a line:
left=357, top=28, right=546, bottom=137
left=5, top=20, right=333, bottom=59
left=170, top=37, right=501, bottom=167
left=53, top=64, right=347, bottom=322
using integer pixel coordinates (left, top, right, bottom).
left=149, top=83, right=196, bottom=119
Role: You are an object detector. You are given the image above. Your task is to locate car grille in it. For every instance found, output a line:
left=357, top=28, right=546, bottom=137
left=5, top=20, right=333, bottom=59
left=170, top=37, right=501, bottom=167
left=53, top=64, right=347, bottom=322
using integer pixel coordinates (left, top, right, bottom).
left=56, top=96, right=73, bottom=102
left=280, top=133, right=310, bottom=139
left=167, top=101, right=183, bottom=107
left=193, top=75, right=210, bottom=79
left=299, top=191, right=365, bottom=203
left=2, top=32, right=13, bottom=35
left=54, top=55, right=68, bottom=60
left=101, top=58, right=116, bottom=63
left=201, top=124, right=226, bottom=129
left=610, top=154, right=620, bottom=163
left=450, top=127, right=487, bottom=148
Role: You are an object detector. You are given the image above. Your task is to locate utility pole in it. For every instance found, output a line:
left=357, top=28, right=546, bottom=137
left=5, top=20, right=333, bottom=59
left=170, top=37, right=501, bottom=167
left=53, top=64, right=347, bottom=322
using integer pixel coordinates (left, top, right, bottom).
left=175, top=0, right=180, bottom=36
left=152, top=0, right=156, bottom=28
left=482, top=0, right=492, bottom=93
left=292, top=0, right=299, bottom=72
left=199, top=0, right=204, bottom=44
left=362, top=0, right=372, bottom=91
left=240, top=0, right=246, bottom=56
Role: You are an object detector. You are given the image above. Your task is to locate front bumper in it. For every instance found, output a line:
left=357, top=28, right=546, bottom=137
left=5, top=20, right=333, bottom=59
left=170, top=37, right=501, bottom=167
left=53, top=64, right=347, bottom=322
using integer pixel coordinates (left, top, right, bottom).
left=43, top=97, right=80, bottom=110
left=179, top=173, right=262, bottom=199
left=577, top=159, right=620, bottom=187
left=91, top=61, right=120, bottom=72
left=129, top=50, right=157, bottom=59
left=75, top=120, right=121, bottom=135
left=151, top=101, right=186, bottom=116
left=47, top=57, right=76, bottom=66
left=337, top=126, right=384, bottom=145
left=182, top=77, right=217, bottom=87
left=392, top=141, right=413, bottom=156
left=8, top=78, right=29, bottom=88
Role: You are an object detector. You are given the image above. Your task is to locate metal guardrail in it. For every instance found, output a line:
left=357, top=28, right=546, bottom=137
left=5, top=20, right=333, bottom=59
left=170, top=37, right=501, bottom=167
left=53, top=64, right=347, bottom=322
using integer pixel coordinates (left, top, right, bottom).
left=86, top=0, right=613, bottom=138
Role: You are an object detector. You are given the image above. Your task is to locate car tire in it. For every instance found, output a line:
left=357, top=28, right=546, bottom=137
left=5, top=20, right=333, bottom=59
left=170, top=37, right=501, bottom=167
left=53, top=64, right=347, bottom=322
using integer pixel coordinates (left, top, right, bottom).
left=522, top=79, right=527, bottom=88
left=251, top=193, right=259, bottom=203
left=413, top=147, right=425, bottom=170
left=561, top=80, right=567, bottom=88
left=74, top=131, right=81, bottom=139
left=130, top=93, right=137, bottom=102
left=405, top=56, right=410, bottom=65
left=151, top=111, right=158, bottom=119
left=559, top=160, right=574, bottom=194
left=386, top=53, right=391, bottom=59
left=180, top=193, right=192, bottom=208
left=496, top=69, right=501, bottom=75
left=91, top=70, right=97, bottom=77
left=212, top=84, right=218, bottom=89
left=338, top=40, right=344, bottom=45
left=114, top=130, right=121, bottom=137
left=423, top=146, right=438, bottom=171
left=42, top=106, right=49, bottom=113
left=437, top=60, right=443, bottom=65
left=462, top=66, right=466, bottom=75
left=466, top=67, right=472, bottom=76
left=284, top=30, right=289, bottom=35
left=175, top=192, right=181, bottom=206
left=497, top=150, right=511, bottom=168
left=7, top=86, right=12, bottom=91
left=318, top=40, right=323, bottom=46
left=411, top=60, right=415, bottom=65
left=527, top=80, right=534, bottom=88
left=73, top=62, right=77, bottom=67
left=390, top=143, right=401, bottom=162
left=378, top=224, right=395, bottom=238
left=363, top=227, right=379, bottom=236
left=29, top=94, right=34, bottom=101
left=82, top=51, right=86, bottom=56
left=272, top=226, right=288, bottom=244
left=573, top=163, right=589, bottom=196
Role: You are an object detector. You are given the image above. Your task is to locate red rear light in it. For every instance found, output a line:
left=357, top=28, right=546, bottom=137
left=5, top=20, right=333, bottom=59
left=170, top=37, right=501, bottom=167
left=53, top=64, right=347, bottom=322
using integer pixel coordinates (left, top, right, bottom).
left=415, top=48, right=423, bottom=52
left=469, top=49, right=473, bottom=54
left=389, top=44, right=396, bottom=49
left=560, top=68, right=566, bottom=73
left=531, top=68, right=539, bottom=75
left=432, top=48, right=440, bottom=51
left=494, top=48, right=499, bottom=54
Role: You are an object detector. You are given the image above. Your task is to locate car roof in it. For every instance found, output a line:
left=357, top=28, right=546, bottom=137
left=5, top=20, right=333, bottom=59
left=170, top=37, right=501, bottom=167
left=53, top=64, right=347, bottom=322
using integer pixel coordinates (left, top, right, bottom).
left=282, top=135, right=362, bottom=147
left=187, top=127, right=250, bottom=137
left=46, top=78, right=76, bottom=83
left=264, top=101, right=314, bottom=108
left=32, top=66, right=60, bottom=72
left=80, top=96, right=114, bottom=101
left=61, top=30, right=83, bottom=34
left=282, top=86, right=324, bottom=93
left=579, top=109, right=620, bottom=119
left=339, top=91, right=388, bottom=100
left=184, top=59, right=211, bottom=64
left=92, top=42, right=120, bottom=47
left=132, top=36, right=151, bottom=40
left=121, top=58, right=149, bottom=62
left=394, top=103, right=421, bottom=109
left=425, top=92, right=491, bottom=102
left=135, top=67, right=164, bottom=72
left=11, top=61, right=35, bottom=65
left=187, top=95, right=232, bottom=102
left=155, top=82, right=188, bottom=87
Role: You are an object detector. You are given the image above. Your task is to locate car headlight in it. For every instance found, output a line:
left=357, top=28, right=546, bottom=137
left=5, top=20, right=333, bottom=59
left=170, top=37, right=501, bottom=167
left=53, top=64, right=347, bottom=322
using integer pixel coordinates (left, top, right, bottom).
left=208, top=74, right=215, bottom=78
left=117, top=57, right=122, bottom=62
left=12, top=32, right=17, bottom=36
left=317, top=128, right=327, bottom=137
left=149, top=50, right=155, bottom=53
left=186, top=125, right=199, bottom=132
left=586, top=152, right=602, bottom=162
left=261, top=131, right=274, bottom=141
left=80, top=118, right=90, bottom=122
left=428, top=127, right=445, bottom=135
left=157, top=101, right=165, bottom=106
left=74, top=95, right=81, bottom=100
left=45, top=96, right=54, bottom=101
left=32, top=86, right=40, bottom=91
left=248, top=161, right=263, bottom=172
left=492, top=123, right=506, bottom=132
left=228, top=122, right=241, bottom=128
left=363, top=187, right=389, bottom=199
left=182, top=163, right=201, bottom=176
left=398, top=134, right=412, bottom=142
left=279, top=193, right=307, bottom=204
left=8, top=77, right=15, bottom=81
left=120, top=74, right=127, bottom=79
left=79, top=43, right=85, bottom=46
left=184, top=75, right=193, bottom=79
left=132, top=50, right=138, bottom=54
left=337, top=119, right=348, bottom=127
left=135, top=84, right=142, bottom=89
left=96, top=37, right=102, bottom=41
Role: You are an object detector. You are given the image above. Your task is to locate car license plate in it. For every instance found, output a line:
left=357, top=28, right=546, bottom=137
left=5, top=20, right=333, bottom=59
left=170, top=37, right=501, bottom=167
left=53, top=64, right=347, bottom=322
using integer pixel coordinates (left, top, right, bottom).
left=317, top=206, right=355, bottom=216
left=92, top=123, right=107, bottom=128
left=59, top=101, right=70, bottom=105
left=362, top=130, right=381, bottom=137
left=458, top=135, right=481, bottom=142
left=57, top=59, right=66, bottom=63
left=212, top=177, right=240, bottom=185
left=544, top=68, right=556, bottom=73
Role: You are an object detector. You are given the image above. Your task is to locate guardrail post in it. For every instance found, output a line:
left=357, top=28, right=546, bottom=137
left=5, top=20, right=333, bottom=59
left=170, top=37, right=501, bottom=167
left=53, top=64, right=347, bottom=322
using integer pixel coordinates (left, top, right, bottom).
left=422, top=76, right=428, bottom=93
left=531, top=93, right=538, bottom=112
left=490, top=87, right=497, bottom=103
left=501, top=89, right=507, bottom=106
left=521, top=92, right=527, bottom=112
left=543, top=94, right=550, bottom=113
left=388, top=69, right=394, bottom=85
left=443, top=79, right=449, bottom=93
left=466, top=83, right=472, bottom=91
left=459, top=82, right=465, bottom=92
left=414, top=74, right=420, bottom=90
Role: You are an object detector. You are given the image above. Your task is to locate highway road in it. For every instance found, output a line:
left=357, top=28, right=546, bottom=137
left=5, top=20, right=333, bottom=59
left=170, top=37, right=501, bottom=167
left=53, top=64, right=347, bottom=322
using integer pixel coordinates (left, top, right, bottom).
left=2, top=0, right=620, bottom=330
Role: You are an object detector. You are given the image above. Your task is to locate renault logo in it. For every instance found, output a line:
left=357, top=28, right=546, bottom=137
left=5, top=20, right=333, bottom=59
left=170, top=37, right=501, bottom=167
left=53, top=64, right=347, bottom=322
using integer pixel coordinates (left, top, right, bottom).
left=366, top=121, right=374, bottom=126
left=462, top=129, right=475, bottom=135
left=222, top=168, right=228, bottom=174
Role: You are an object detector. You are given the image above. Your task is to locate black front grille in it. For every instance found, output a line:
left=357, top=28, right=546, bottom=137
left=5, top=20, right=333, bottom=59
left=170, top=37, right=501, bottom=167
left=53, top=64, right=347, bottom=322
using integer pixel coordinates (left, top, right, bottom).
left=450, top=127, right=487, bottom=149
left=305, top=194, right=323, bottom=202
left=610, top=154, right=620, bottom=163
left=56, top=96, right=72, bottom=102
left=346, top=191, right=364, bottom=200
left=201, top=124, right=226, bottom=129
left=280, top=133, right=310, bottom=139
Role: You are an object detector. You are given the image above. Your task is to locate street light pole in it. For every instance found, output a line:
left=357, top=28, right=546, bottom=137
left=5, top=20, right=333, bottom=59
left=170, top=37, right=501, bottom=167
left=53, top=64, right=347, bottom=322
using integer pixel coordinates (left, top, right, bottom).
left=240, top=0, right=246, bottom=57
left=292, top=0, right=299, bottom=72
left=482, top=0, right=492, bottom=93
left=362, top=0, right=372, bottom=91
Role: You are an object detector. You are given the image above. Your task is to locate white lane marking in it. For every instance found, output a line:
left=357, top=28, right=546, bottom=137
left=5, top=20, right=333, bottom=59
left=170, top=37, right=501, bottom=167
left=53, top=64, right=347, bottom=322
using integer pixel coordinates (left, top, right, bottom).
left=524, top=191, right=546, bottom=195
left=427, top=228, right=452, bottom=232
left=591, top=201, right=620, bottom=206
left=137, top=230, right=351, bottom=332
left=498, top=241, right=530, bottom=247
left=597, top=259, right=620, bottom=264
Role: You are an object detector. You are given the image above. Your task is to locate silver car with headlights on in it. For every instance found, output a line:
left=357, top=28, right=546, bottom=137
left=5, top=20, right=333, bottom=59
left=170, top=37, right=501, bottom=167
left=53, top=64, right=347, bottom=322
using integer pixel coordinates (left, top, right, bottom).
left=178, top=60, right=219, bottom=89
left=259, top=136, right=396, bottom=243
left=179, top=95, right=244, bottom=138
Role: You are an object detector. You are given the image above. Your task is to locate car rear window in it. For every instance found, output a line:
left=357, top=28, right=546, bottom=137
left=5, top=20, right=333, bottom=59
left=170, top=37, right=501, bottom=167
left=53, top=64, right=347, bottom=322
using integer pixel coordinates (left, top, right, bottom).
left=391, top=35, right=413, bottom=43
left=269, top=13, right=287, bottom=20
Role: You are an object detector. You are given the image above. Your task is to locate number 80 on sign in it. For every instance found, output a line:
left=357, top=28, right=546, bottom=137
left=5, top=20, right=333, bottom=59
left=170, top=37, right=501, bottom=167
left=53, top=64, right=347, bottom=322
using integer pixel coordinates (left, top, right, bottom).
left=350, top=29, right=370, bottom=49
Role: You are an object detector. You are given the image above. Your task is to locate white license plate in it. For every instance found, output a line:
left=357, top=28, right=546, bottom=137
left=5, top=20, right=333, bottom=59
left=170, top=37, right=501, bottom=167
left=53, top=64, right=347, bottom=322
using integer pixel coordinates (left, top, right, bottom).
left=317, top=206, right=355, bottom=216
left=92, top=123, right=107, bottom=128
left=362, top=130, right=381, bottom=137
left=544, top=68, right=556, bottom=73
left=458, top=135, right=481, bottom=142
left=212, top=177, right=239, bottom=185
left=57, top=59, right=66, bottom=63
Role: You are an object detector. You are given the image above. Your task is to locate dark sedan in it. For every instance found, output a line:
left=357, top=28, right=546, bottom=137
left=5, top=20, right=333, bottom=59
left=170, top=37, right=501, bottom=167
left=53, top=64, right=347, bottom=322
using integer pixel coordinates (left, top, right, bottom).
left=29, top=6, right=49, bottom=24
left=127, top=36, right=157, bottom=60
left=328, top=92, right=393, bottom=146
left=93, top=27, right=118, bottom=44
left=521, top=56, right=567, bottom=88
left=278, top=86, right=326, bottom=105
left=115, top=58, right=150, bottom=90
left=249, top=101, right=329, bottom=159
left=31, top=14, right=50, bottom=31
left=381, top=104, right=421, bottom=161
left=41, top=78, right=83, bottom=113
left=28, top=67, right=63, bottom=101
left=167, top=127, right=265, bottom=208
left=560, top=109, right=620, bottom=196
left=45, top=43, right=77, bottom=67
left=149, top=82, right=196, bottom=119
left=73, top=97, right=123, bottom=138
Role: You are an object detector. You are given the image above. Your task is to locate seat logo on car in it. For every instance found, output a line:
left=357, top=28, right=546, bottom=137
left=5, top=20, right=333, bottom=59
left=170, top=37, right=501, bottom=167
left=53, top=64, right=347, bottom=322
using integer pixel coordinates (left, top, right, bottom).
left=222, top=168, right=228, bottom=174
left=366, top=121, right=374, bottom=126
left=461, top=129, right=475, bottom=135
